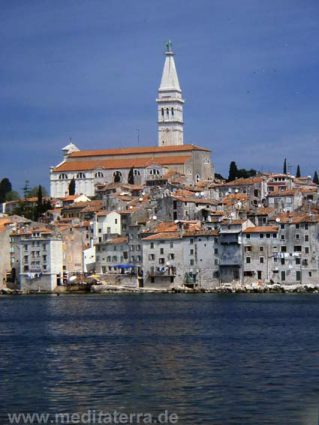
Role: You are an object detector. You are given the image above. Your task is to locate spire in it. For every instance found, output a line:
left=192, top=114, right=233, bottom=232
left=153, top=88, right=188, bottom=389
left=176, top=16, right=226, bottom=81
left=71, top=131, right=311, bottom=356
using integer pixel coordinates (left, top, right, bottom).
left=159, top=40, right=181, bottom=93
left=157, top=41, right=184, bottom=147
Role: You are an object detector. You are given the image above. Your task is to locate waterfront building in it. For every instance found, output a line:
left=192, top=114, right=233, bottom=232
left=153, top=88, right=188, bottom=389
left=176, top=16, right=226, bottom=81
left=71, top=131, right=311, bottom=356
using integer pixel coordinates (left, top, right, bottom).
left=10, top=226, right=63, bottom=292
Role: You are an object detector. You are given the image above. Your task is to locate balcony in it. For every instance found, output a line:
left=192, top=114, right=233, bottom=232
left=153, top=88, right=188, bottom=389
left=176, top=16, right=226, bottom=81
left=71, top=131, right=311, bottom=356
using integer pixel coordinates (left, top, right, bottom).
left=149, top=266, right=176, bottom=277
left=219, top=255, right=242, bottom=266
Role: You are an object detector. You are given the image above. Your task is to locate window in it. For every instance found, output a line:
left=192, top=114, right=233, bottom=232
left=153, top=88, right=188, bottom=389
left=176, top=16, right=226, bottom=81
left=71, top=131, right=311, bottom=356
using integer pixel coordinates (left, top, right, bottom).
left=190, top=259, right=194, bottom=266
left=294, top=246, right=302, bottom=252
left=305, top=235, right=309, bottom=242
left=246, top=257, right=251, bottom=264
left=115, top=219, right=118, bottom=224
left=150, top=243, right=154, bottom=249
left=77, top=172, right=86, bottom=179
left=214, top=248, right=218, bottom=254
left=281, top=246, right=287, bottom=252
left=169, top=253, right=175, bottom=260
left=161, top=108, right=164, bottom=116
left=295, top=258, right=301, bottom=265
left=171, top=107, right=174, bottom=116
left=246, top=234, right=250, bottom=239
left=260, top=257, right=264, bottom=264
left=296, top=224, right=300, bottom=229
left=260, top=247, right=264, bottom=252
left=296, top=271, right=301, bottom=281
left=59, top=173, right=68, bottom=180
left=281, top=271, right=286, bottom=281
left=281, top=224, right=285, bottom=229
left=160, top=248, right=164, bottom=255
left=281, top=258, right=285, bottom=265
left=95, top=171, right=104, bottom=178
left=296, top=234, right=300, bottom=239
left=305, top=247, right=309, bottom=254
left=245, top=246, right=252, bottom=252
left=281, top=235, right=285, bottom=240
left=260, top=234, right=264, bottom=239
left=159, top=258, right=165, bottom=265
left=190, top=249, right=194, bottom=255
left=190, top=239, right=194, bottom=245
left=170, top=242, right=174, bottom=249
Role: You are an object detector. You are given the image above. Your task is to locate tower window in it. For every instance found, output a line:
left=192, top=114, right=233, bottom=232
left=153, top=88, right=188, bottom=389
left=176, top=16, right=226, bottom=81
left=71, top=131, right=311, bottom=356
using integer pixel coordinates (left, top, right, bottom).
left=161, top=108, right=164, bottom=116
left=171, top=107, right=174, bottom=116
left=166, top=108, right=169, bottom=116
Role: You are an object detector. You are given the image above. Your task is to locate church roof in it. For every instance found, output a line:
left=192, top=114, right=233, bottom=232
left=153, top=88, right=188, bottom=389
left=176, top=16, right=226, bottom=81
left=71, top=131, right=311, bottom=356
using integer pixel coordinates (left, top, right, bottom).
left=53, top=155, right=192, bottom=172
left=67, top=144, right=209, bottom=158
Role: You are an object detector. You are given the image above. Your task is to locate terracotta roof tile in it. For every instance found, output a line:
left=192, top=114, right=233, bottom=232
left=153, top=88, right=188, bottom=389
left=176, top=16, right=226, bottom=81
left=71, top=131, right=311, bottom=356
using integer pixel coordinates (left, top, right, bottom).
left=243, top=226, right=279, bottom=234
left=68, top=144, right=210, bottom=158
left=53, top=155, right=192, bottom=172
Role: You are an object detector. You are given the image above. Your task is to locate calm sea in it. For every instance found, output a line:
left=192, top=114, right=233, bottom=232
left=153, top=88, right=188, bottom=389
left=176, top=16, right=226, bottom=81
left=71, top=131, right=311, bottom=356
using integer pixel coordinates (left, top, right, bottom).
left=0, top=294, right=319, bottom=425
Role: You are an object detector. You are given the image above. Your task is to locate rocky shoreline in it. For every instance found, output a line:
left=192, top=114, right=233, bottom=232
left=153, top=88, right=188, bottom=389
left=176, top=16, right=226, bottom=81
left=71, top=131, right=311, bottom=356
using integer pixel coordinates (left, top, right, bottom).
left=1, top=282, right=319, bottom=295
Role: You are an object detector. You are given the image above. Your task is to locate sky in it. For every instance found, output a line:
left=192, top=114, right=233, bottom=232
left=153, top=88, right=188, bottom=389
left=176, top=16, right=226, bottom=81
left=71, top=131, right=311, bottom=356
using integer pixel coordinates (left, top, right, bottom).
left=1, top=0, right=319, bottom=192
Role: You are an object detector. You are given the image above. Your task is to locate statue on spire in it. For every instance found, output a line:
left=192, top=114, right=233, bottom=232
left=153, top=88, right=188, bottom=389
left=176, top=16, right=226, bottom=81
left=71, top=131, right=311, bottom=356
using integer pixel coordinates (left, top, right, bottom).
left=165, top=40, right=173, bottom=53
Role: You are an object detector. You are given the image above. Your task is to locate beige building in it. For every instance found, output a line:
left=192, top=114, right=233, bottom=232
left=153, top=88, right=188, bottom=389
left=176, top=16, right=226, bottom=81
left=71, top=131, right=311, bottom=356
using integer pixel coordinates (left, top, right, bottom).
left=50, top=43, right=213, bottom=198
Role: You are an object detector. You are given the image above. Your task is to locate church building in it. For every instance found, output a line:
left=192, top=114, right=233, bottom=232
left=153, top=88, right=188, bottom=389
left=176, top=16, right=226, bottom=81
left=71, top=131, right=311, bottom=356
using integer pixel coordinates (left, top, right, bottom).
left=50, top=42, right=214, bottom=198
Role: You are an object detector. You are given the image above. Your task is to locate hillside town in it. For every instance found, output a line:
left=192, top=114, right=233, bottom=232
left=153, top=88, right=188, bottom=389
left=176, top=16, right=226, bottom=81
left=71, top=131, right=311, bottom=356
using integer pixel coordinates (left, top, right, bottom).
left=1, top=43, right=319, bottom=294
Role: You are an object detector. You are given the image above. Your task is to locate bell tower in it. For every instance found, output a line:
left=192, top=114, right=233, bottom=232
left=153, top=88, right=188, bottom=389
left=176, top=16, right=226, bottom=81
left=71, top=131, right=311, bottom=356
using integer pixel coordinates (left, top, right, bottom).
left=157, top=41, right=184, bottom=146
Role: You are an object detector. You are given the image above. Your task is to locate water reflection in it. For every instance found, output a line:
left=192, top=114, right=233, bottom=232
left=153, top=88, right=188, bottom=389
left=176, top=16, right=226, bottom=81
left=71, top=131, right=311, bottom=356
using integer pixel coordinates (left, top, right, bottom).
left=0, top=294, right=319, bottom=424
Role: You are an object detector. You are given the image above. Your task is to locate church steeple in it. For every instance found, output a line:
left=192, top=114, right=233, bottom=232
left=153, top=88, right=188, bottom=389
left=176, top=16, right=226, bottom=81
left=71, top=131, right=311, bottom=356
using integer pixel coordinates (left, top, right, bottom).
left=157, top=41, right=184, bottom=146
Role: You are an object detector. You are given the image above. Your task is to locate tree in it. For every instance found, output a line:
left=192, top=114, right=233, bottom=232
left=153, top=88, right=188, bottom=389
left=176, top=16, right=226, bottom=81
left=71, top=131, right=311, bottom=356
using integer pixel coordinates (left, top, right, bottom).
left=313, top=171, right=319, bottom=185
left=114, top=171, right=121, bottom=183
left=214, top=173, right=225, bottom=181
left=128, top=168, right=134, bottom=185
left=22, top=180, right=31, bottom=198
left=296, top=165, right=301, bottom=178
left=228, top=161, right=238, bottom=181
left=28, top=186, right=49, bottom=197
left=283, top=158, right=287, bottom=175
left=0, top=178, right=12, bottom=203
left=5, top=191, right=20, bottom=201
left=68, top=178, right=76, bottom=196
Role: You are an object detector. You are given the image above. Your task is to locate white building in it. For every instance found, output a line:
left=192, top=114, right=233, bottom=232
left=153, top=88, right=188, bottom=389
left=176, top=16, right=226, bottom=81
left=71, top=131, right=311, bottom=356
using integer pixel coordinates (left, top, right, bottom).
left=50, top=42, right=213, bottom=198
left=10, top=226, right=63, bottom=292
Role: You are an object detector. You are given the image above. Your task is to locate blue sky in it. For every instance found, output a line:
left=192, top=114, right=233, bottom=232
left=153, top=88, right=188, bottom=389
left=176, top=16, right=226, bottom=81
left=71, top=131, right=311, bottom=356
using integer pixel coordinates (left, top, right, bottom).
left=1, top=0, right=319, bottom=191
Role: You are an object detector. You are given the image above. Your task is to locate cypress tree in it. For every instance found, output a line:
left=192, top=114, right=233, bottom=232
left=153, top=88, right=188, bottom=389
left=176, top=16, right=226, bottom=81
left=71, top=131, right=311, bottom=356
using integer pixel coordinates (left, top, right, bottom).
left=68, top=178, right=76, bottom=195
left=283, top=158, right=287, bottom=175
left=296, top=165, right=301, bottom=178
left=313, top=171, right=319, bottom=185
left=228, top=161, right=238, bottom=181
left=0, top=178, right=12, bottom=203
left=128, top=168, right=135, bottom=185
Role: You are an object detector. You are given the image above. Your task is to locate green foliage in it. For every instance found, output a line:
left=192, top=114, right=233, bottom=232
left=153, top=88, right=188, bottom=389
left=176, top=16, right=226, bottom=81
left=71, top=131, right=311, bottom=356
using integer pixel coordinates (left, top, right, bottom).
left=27, top=186, right=49, bottom=197
left=12, top=185, right=51, bottom=221
left=214, top=173, right=225, bottom=181
left=283, top=158, right=287, bottom=175
left=228, top=161, right=238, bottom=181
left=296, top=165, right=301, bottom=178
left=0, top=178, right=12, bottom=202
left=228, top=161, right=257, bottom=181
left=128, top=168, right=134, bottom=185
left=114, top=171, right=121, bottom=183
left=68, top=178, right=76, bottom=196
left=5, top=191, right=20, bottom=201
left=22, top=180, right=31, bottom=198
